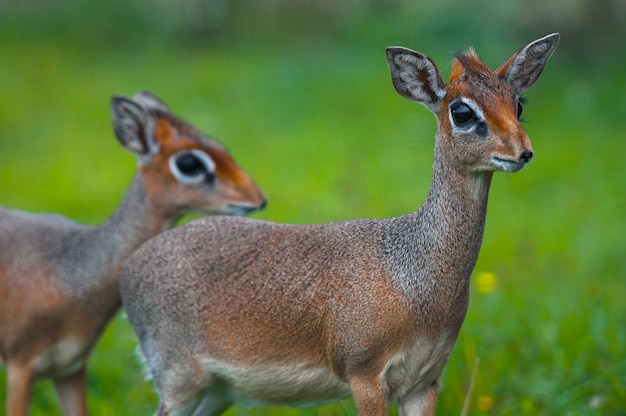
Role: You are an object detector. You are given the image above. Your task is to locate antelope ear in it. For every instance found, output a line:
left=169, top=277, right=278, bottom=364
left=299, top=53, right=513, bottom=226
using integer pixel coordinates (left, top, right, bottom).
left=495, top=33, right=560, bottom=94
left=132, top=90, right=170, bottom=113
left=386, top=46, right=446, bottom=113
left=111, top=95, right=160, bottom=163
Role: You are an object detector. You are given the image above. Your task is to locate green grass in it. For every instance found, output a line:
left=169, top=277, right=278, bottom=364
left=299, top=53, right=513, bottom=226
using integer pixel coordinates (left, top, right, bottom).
left=1, top=1, right=625, bottom=415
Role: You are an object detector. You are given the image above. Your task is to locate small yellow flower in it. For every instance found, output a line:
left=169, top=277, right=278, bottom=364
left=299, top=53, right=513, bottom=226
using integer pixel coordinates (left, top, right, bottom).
left=477, top=395, right=494, bottom=411
left=476, top=271, right=497, bottom=294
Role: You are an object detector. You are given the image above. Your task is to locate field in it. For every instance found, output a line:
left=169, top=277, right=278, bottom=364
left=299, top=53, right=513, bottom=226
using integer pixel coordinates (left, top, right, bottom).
left=0, top=1, right=624, bottom=415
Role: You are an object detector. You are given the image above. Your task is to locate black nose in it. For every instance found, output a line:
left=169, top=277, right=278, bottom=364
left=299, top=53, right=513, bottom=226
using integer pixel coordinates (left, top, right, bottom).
left=520, top=151, right=534, bottom=164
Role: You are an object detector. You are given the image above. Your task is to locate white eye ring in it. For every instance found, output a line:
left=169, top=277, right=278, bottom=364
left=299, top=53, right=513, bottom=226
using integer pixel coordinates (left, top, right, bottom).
left=448, top=97, right=485, bottom=132
left=169, top=149, right=216, bottom=185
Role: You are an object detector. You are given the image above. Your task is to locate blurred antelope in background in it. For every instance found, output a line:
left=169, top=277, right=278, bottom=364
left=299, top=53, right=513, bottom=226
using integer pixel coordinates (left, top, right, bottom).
left=120, top=34, right=559, bottom=416
left=0, top=91, right=267, bottom=415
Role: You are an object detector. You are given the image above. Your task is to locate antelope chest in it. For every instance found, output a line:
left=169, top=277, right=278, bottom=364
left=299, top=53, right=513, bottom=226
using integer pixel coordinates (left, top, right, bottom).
left=33, top=337, right=86, bottom=378
left=382, top=330, right=459, bottom=400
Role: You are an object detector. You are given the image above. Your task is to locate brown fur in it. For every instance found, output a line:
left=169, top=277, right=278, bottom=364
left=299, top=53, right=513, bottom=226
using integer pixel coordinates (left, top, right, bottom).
left=0, top=91, right=266, bottom=416
left=121, top=34, right=559, bottom=416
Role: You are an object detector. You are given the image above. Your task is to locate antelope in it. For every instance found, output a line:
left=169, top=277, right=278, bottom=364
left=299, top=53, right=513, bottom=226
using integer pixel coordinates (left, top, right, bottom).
left=120, top=34, right=559, bottom=416
left=0, top=90, right=267, bottom=416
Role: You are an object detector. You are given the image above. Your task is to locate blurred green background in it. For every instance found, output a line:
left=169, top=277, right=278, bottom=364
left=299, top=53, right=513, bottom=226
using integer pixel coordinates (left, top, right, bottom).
left=0, top=0, right=624, bottom=414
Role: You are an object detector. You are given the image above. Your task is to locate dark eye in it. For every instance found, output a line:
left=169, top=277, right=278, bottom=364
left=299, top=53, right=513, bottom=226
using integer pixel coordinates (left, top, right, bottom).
left=517, top=101, right=523, bottom=118
left=450, top=102, right=475, bottom=126
left=176, top=153, right=205, bottom=176
left=170, top=150, right=216, bottom=185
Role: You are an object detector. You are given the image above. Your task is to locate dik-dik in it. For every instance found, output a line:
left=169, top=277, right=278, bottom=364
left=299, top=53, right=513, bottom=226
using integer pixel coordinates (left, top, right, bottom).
left=120, top=34, right=559, bottom=415
left=0, top=91, right=267, bottom=416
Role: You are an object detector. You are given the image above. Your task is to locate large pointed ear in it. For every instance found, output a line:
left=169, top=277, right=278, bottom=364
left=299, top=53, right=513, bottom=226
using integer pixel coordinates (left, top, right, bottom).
left=111, top=95, right=161, bottom=164
left=386, top=46, right=446, bottom=113
left=495, top=33, right=560, bottom=94
left=132, top=90, right=170, bottom=113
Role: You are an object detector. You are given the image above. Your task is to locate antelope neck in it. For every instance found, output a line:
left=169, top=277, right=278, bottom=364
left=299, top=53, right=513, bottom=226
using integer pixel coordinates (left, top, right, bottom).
left=386, top=143, right=493, bottom=315
left=424, top=144, right=493, bottom=219
left=97, top=174, right=175, bottom=253
left=64, top=174, right=173, bottom=299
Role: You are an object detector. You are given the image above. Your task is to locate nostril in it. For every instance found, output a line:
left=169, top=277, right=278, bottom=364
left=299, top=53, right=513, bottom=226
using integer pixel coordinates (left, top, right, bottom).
left=520, top=150, right=534, bottom=164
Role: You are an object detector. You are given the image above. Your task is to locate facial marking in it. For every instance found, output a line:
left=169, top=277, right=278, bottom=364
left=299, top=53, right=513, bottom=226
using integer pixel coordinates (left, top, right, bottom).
left=169, top=149, right=216, bottom=185
left=207, top=147, right=251, bottom=187
left=448, top=97, right=485, bottom=134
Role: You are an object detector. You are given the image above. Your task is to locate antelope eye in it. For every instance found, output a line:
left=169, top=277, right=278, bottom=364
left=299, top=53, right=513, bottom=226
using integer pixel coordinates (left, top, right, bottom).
left=169, top=150, right=216, bottom=186
left=450, top=102, right=475, bottom=126
left=517, top=101, right=523, bottom=118
left=175, top=153, right=205, bottom=176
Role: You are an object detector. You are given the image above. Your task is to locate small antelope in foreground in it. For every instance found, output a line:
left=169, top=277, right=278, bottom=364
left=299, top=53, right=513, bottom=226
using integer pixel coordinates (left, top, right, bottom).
left=0, top=91, right=267, bottom=416
left=120, top=34, right=559, bottom=416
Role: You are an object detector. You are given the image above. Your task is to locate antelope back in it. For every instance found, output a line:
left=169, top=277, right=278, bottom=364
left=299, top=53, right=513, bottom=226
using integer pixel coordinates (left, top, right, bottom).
left=112, top=91, right=267, bottom=217
left=386, top=33, right=560, bottom=174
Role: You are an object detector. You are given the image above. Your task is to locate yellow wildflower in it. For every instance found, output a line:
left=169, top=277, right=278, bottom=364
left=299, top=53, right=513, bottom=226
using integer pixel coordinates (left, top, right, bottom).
left=476, top=271, right=497, bottom=294
left=477, top=395, right=494, bottom=411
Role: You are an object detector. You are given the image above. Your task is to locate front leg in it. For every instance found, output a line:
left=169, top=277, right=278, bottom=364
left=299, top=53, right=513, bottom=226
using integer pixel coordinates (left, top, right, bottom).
left=7, top=360, right=35, bottom=416
left=349, top=374, right=388, bottom=416
left=397, top=379, right=440, bottom=416
left=53, top=366, right=89, bottom=416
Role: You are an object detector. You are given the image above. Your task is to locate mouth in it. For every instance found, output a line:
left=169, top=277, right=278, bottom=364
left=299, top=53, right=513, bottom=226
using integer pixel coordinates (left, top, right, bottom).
left=223, top=201, right=267, bottom=216
left=491, top=157, right=525, bottom=173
